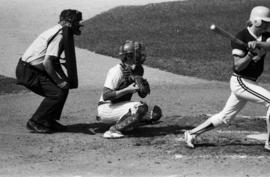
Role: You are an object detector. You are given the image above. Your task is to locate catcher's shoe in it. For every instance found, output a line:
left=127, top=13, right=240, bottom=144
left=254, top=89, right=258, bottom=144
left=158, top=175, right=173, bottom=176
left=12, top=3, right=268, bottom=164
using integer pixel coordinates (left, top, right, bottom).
left=26, top=120, right=52, bottom=134
left=103, top=128, right=124, bottom=139
left=184, top=131, right=195, bottom=148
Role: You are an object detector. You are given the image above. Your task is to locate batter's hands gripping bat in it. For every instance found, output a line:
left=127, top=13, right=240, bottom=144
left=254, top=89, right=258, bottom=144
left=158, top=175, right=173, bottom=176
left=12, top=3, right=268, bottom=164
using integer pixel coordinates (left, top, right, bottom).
left=210, top=24, right=248, bottom=49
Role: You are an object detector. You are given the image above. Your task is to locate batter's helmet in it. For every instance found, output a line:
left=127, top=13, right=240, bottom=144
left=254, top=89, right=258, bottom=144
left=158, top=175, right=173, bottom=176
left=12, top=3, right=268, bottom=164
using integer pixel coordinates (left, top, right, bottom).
left=249, top=6, right=270, bottom=26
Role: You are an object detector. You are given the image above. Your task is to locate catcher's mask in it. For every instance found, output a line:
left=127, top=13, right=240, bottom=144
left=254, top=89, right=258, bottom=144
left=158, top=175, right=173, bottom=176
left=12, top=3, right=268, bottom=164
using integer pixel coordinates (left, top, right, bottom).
left=119, top=40, right=146, bottom=65
left=59, top=9, right=83, bottom=35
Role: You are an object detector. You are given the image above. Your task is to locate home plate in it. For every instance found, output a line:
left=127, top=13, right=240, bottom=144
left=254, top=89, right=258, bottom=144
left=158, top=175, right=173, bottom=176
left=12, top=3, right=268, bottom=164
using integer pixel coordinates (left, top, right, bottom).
left=246, top=133, right=267, bottom=141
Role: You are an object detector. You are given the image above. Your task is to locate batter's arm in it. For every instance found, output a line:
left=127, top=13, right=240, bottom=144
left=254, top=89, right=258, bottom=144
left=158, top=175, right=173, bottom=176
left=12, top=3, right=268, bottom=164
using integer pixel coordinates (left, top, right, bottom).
left=250, top=41, right=270, bottom=51
left=233, top=51, right=254, bottom=72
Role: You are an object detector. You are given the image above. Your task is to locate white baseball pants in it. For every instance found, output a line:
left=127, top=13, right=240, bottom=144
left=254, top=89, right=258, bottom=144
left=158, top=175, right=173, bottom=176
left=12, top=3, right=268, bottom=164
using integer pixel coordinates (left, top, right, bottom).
left=97, top=101, right=143, bottom=124
left=210, top=75, right=270, bottom=126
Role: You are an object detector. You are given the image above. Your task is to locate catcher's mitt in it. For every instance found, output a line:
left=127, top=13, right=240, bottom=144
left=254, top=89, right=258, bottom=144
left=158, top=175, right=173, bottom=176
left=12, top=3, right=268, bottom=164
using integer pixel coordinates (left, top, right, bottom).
left=133, top=75, right=150, bottom=98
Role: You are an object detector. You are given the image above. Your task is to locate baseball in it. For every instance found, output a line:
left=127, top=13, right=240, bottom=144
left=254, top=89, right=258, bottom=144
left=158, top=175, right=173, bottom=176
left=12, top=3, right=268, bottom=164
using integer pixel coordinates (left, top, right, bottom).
left=210, top=24, right=216, bottom=30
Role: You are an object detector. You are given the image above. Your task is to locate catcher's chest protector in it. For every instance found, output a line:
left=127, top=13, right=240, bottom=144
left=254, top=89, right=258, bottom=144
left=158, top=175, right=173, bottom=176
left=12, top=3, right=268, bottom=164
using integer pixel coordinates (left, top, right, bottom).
left=62, top=26, right=78, bottom=89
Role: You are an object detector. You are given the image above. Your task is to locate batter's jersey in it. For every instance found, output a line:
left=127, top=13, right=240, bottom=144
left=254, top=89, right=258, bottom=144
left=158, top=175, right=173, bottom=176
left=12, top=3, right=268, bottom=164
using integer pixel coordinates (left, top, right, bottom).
left=231, top=27, right=270, bottom=79
left=22, top=24, right=63, bottom=64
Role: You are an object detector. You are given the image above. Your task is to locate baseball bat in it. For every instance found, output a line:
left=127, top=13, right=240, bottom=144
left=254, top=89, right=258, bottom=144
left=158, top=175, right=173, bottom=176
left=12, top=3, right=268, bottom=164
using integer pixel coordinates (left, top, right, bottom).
left=210, top=24, right=248, bottom=48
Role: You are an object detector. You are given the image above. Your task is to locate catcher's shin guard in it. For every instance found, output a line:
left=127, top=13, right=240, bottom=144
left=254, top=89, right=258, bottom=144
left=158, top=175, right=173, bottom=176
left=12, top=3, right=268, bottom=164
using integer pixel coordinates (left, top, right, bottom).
left=142, top=105, right=162, bottom=124
left=114, top=104, right=148, bottom=131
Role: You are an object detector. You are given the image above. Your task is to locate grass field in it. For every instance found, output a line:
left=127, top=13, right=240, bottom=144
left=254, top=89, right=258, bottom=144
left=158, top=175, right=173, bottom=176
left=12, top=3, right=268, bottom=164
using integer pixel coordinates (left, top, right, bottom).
left=0, top=75, right=26, bottom=95
left=76, top=0, right=270, bottom=82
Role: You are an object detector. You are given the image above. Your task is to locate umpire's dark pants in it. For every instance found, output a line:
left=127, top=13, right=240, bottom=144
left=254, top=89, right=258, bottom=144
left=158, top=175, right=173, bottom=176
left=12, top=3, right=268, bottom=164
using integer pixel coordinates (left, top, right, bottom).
left=30, top=74, right=69, bottom=124
left=16, top=59, right=69, bottom=125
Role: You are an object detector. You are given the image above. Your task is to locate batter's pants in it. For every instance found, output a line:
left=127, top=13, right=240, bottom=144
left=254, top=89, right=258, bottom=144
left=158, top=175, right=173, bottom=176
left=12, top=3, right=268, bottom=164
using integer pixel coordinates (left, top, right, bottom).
left=210, top=75, right=270, bottom=126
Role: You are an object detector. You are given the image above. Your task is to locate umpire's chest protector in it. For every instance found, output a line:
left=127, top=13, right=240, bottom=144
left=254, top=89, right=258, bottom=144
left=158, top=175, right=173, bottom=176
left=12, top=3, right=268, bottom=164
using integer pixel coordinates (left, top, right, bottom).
left=62, top=26, right=78, bottom=89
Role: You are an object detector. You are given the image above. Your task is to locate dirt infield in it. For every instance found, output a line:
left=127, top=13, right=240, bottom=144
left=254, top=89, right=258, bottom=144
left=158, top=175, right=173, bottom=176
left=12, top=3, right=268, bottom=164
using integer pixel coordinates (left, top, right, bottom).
left=1, top=0, right=270, bottom=177
left=1, top=82, right=270, bottom=177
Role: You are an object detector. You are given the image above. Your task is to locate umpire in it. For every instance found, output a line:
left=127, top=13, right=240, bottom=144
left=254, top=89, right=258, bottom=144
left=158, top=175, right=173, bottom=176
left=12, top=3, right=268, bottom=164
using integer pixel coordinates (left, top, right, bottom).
left=15, top=9, right=83, bottom=133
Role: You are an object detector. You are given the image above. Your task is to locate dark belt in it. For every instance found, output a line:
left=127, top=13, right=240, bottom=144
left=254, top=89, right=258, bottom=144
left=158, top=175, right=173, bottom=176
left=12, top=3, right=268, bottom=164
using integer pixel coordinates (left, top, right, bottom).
left=20, top=58, right=46, bottom=74
left=232, top=73, right=257, bottom=82
left=98, top=101, right=109, bottom=106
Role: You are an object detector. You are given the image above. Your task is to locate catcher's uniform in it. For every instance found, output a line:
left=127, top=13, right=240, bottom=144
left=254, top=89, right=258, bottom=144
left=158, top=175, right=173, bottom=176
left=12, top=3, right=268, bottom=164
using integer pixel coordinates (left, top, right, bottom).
left=209, top=27, right=270, bottom=126
left=97, top=63, right=144, bottom=123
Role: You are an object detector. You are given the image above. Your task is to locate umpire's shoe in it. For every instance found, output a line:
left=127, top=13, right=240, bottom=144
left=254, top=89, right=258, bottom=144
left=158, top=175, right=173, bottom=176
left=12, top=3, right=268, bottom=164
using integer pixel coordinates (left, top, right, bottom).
left=50, top=120, right=67, bottom=132
left=26, top=119, right=52, bottom=133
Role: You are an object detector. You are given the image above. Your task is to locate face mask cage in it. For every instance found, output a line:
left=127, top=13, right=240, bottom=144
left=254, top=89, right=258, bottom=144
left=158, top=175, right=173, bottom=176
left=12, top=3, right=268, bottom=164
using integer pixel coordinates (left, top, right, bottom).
left=119, top=41, right=146, bottom=65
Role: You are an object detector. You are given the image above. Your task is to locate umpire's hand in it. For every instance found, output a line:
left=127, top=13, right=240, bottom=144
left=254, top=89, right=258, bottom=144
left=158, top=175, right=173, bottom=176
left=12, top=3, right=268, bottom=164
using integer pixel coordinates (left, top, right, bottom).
left=57, top=81, right=69, bottom=89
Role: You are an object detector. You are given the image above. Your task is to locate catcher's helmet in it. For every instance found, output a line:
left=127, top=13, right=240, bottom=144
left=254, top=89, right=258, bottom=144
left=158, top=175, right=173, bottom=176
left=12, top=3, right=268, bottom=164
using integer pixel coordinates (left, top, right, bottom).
left=249, top=6, right=270, bottom=26
left=119, top=40, right=146, bottom=64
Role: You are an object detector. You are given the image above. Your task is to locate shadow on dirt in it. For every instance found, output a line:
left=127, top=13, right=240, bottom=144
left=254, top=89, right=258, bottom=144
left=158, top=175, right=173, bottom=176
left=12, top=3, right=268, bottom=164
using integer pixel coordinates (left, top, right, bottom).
left=63, top=114, right=196, bottom=137
left=124, top=114, right=201, bottom=138
left=126, top=124, right=195, bottom=137
left=195, top=142, right=264, bottom=148
left=65, top=122, right=110, bottom=134
left=61, top=114, right=199, bottom=137
left=64, top=121, right=195, bottom=137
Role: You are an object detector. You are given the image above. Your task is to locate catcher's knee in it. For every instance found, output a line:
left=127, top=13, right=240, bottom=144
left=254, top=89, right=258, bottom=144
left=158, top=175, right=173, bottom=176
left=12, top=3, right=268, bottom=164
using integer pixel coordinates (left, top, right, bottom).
left=114, top=103, right=149, bottom=131
left=142, top=105, right=162, bottom=124
left=115, top=109, right=134, bottom=131
left=136, top=103, right=148, bottom=117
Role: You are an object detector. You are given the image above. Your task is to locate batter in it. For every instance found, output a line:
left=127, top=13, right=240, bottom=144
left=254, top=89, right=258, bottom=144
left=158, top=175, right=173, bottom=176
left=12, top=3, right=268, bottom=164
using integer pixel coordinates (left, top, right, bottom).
left=184, top=6, right=270, bottom=151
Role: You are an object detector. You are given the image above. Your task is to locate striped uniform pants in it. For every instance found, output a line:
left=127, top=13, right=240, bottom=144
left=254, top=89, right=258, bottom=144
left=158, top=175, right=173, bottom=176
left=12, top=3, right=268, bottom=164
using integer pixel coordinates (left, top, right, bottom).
left=210, top=75, right=270, bottom=126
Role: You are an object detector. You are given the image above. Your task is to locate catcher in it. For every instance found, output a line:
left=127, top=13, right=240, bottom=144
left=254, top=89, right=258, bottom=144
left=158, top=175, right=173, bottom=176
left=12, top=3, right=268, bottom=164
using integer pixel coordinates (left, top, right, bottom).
left=97, top=40, right=162, bottom=138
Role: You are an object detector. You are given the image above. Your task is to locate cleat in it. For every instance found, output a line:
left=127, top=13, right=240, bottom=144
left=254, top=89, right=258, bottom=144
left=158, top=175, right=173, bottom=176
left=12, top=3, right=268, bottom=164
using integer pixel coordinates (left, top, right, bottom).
left=184, top=131, right=195, bottom=148
left=264, top=143, right=270, bottom=151
left=103, top=129, right=124, bottom=139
